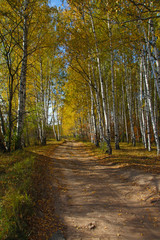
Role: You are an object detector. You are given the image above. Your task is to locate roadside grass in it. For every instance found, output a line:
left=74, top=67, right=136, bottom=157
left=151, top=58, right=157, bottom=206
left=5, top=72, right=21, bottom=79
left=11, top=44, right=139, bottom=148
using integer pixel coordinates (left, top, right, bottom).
left=0, top=139, right=63, bottom=240
left=27, top=139, right=64, bottom=157
left=0, top=150, right=35, bottom=240
left=84, top=141, right=160, bottom=174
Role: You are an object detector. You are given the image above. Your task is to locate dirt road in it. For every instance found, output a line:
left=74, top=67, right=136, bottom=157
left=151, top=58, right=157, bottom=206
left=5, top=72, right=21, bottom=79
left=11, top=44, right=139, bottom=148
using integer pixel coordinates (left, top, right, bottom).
left=30, top=141, right=160, bottom=240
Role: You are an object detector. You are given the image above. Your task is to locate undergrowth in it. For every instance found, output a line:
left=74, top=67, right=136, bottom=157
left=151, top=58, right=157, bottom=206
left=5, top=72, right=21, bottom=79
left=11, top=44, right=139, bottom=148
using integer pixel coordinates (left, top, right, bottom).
left=0, top=139, right=63, bottom=240
left=0, top=151, right=35, bottom=240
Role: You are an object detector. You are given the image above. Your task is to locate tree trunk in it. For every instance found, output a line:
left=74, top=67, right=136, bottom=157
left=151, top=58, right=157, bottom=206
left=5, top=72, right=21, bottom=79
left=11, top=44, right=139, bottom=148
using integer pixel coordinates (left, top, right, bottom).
left=142, top=51, right=160, bottom=154
left=88, top=63, right=99, bottom=146
left=90, top=11, right=112, bottom=154
left=0, top=106, right=7, bottom=151
left=154, top=82, right=157, bottom=129
left=16, top=0, right=28, bottom=149
left=0, top=129, right=6, bottom=152
left=139, top=57, right=147, bottom=148
left=91, top=63, right=103, bottom=141
left=8, top=75, right=14, bottom=152
left=52, top=117, right=58, bottom=141
left=149, top=20, right=160, bottom=98
left=122, top=84, right=129, bottom=143
left=57, top=106, right=60, bottom=141
left=143, top=26, right=160, bottom=98
left=52, top=101, right=58, bottom=141
left=144, top=83, right=151, bottom=152
left=108, top=21, right=120, bottom=149
left=40, top=59, right=46, bottom=145
left=124, top=55, right=136, bottom=146
left=90, top=78, right=99, bottom=145
left=105, top=72, right=111, bottom=133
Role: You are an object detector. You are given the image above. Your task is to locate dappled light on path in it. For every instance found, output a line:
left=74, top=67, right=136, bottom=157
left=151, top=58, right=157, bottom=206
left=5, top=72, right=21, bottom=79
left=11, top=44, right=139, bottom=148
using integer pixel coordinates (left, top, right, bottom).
left=29, top=141, right=160, bottom=240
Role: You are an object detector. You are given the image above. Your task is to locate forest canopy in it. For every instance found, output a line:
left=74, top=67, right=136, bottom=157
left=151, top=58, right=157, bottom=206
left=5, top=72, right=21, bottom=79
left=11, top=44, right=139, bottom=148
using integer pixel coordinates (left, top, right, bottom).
left=0, top=0, right=160, bottom=154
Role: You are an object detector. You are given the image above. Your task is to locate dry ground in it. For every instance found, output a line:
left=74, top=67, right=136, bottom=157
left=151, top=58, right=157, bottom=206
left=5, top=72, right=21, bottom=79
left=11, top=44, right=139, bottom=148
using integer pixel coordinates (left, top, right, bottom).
left=29, top=141, right=160, bottom=240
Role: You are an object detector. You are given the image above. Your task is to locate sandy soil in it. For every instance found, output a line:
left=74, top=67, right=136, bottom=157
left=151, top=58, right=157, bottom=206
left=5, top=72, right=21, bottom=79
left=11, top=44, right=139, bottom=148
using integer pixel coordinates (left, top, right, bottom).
left=30, top=141, right=160, bottom=240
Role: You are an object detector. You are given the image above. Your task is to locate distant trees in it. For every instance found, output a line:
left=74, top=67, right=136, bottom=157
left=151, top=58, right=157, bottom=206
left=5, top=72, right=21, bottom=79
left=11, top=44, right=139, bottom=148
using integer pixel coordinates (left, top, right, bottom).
left=60, top=0, right=160, bottom=154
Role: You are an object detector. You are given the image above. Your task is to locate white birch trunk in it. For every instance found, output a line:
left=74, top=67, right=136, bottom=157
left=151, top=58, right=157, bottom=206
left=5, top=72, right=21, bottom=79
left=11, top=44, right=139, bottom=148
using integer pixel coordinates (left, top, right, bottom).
left=90, top=11, right=112, bottom=154
left=154, top=83, right=157, bottom=129
left=146, top=109, right=151, bottom=152
left=91, top=86, right=98, bottom=146
left=139, top=57, right=147, bottom=148
left=144, top=83, right=151, bottom=152
left=122, top=84, right=129, bottom=143
left=52, top=102, right=58, bottom=141
left=88, top=64, right=99, bottom=146
left=142, top=51, right=160, bottom=154
left=135, top=99, right=140, bottom=142
left=124, top=56, right=136, bottom=146
left=149, top=20, right=160, bottom=98
left=16, top=0, right=28, bottom=149
left=91, top=64, right=103, bottom=141
left=40, top=59, right=46, bottom=145
left=143, top=27, right=160, bottom=98
left=88, top=112, right=93, bottom=143
left=108, top=21, right=120, bottom=149
left=57, top=106, right=60, bottom=141
left=105, top=74, right=111, bottom=132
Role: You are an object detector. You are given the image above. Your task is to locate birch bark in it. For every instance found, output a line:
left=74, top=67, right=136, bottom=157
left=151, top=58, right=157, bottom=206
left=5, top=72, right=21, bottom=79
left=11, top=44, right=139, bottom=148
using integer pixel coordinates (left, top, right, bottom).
left=124, top=55, right=136, bottom=146
left=91, top=64, right=103, bottom=141
left=108, top=21, right=120, bottom=149
left=142, top=51, right=160, bottom=154
left=90, top=10, right=112, bottom=154
left=149, top=20, right=160, bottom=98
left=143, top=27, right=160, bottom=98
left=52, top=111, right=58, bottom=141
left=144, top=81, right=151, bottom=152
left=57, top=106, right=60, bottom=141
left=16, top=0, right=28, bottom=149
left=122, top=84, right=129, bottom=143
left=88, top=64, right=99, bottom=146
left=40, top=59, right=46, bottom=145
left=0, top=106, right=7, bottom=151
left=8, top=75, right=13, bottom=152
left=139, top=57, right=147, bottom=148
left=105, top=73, right=111, bottom=133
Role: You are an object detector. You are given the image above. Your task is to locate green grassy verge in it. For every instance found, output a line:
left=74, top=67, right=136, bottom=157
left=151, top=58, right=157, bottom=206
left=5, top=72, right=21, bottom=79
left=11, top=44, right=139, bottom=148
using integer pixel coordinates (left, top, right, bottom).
left=0, top=139, right=63, bottom=240
left=0, top=150, right=35, bottom=240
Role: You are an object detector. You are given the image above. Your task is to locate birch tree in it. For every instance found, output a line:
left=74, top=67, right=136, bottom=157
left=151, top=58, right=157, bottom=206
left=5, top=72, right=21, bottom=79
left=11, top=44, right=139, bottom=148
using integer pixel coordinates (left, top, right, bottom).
left=16, top=0, right=29, bottom=149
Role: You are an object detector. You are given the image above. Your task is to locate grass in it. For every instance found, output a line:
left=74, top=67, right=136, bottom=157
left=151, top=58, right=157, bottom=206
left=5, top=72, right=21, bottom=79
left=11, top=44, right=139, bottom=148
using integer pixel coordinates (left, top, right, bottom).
left=0, top=139, right=63, bottom=240
left=0, top=150, right=35, bottom=240
left=27, top=139, right=64, bottom=154
left=84, top=141, right=160, bottom=174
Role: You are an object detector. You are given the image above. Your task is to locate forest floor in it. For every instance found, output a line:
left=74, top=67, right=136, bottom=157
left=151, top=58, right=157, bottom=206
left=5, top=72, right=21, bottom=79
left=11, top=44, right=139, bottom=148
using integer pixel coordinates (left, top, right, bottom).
left=28, top=141, right=160, bottom=240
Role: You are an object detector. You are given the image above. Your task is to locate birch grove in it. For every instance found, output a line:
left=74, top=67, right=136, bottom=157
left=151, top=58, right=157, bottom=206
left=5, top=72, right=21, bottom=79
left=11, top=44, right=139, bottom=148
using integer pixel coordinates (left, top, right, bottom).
left=0, top=0, right=159, bottom=154
left=60, top=0, right=160, bottom=155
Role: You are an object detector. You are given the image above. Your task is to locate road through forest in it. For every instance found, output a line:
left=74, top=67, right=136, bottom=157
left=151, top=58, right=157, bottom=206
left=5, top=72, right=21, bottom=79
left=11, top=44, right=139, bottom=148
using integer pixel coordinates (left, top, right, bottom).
left=29, top=141, right=160, bottom=240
